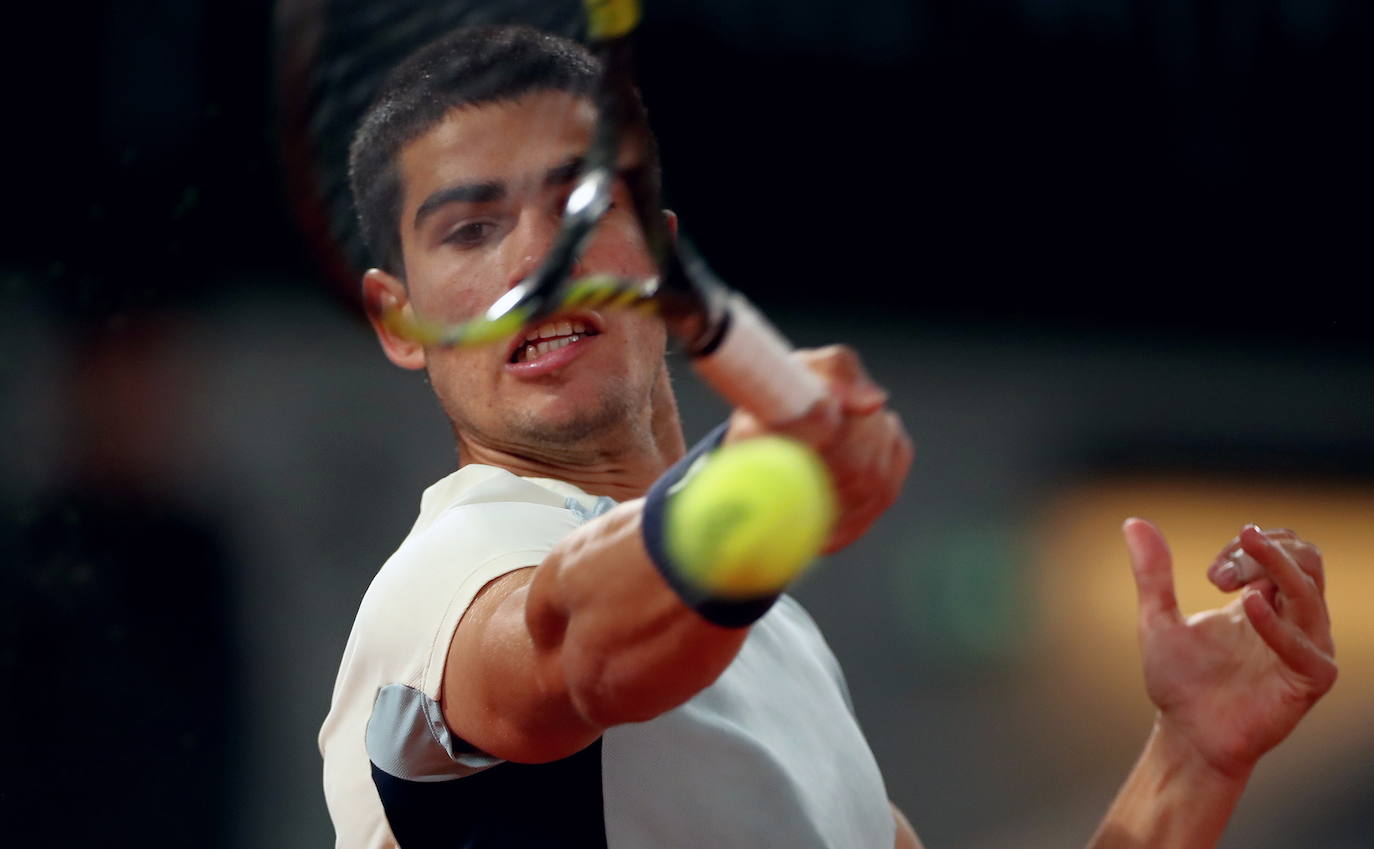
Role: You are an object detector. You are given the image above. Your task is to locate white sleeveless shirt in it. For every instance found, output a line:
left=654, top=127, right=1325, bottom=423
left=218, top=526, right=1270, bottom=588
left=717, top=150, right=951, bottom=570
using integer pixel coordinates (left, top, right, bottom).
left=319, top=465, right=893, bottom=849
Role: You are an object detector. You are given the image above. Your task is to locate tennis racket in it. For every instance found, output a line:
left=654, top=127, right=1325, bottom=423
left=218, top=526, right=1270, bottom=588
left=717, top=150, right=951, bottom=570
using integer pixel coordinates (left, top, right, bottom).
left=276, top=0, right=826, bottom=426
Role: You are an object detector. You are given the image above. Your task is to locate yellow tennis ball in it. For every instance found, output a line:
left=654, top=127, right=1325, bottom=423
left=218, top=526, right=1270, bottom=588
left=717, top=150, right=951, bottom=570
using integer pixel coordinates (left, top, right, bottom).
left=665, top=436, right=836, bottom=598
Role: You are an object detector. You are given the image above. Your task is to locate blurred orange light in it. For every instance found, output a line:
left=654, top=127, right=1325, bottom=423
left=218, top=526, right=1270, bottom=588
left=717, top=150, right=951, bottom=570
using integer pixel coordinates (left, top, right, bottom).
left=1028, top=476, right=1374, bottom=796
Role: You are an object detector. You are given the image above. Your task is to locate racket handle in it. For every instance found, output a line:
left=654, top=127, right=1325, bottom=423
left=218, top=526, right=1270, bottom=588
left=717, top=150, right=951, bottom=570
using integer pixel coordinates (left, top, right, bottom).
left=690, top=294, right=828, bottom=426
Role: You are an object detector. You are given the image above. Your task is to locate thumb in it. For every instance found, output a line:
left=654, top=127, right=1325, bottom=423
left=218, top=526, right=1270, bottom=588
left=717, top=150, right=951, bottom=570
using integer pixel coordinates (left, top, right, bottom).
left=839, top=379, right=888, bottom=416
left=1122, top=518, right=1181, bottom=629
left=796, top=345, right=888, bottom=415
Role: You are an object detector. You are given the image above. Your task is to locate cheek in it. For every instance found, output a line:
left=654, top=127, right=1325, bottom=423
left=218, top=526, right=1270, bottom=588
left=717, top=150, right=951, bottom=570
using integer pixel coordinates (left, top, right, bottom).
left=620, top=314, right=669, bottom=365
left=586, top=219, right=656, bottom=277
left=409, top=257, right=506, bottom=321
left=428, top=348, right=497, bottom=398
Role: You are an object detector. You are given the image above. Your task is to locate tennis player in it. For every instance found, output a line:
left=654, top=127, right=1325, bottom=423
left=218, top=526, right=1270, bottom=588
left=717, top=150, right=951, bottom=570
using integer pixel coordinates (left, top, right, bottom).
left=319, top=27, right=1336, bottom=849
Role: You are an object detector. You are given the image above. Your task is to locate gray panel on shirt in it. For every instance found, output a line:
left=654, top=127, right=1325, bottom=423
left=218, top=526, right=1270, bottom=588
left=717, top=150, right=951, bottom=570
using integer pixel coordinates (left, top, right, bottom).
left=367, top=684, right=502, bottom=781
left=601, top=596, right=894, bottom=849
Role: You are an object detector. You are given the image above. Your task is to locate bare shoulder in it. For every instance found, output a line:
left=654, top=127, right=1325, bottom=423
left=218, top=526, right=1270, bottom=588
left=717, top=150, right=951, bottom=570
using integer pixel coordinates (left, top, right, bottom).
left=461, top=567, right=537, bottom=631
left=440, top=567, right=537, bottom=731
left=439, top=565, right=601, bottom=763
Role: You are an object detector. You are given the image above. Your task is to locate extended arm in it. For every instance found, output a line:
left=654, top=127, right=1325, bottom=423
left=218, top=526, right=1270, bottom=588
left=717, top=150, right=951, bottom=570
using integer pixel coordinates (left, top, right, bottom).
left=441, top=346, right=912, bottom=765
left=442, top=499, right=752, bottom=764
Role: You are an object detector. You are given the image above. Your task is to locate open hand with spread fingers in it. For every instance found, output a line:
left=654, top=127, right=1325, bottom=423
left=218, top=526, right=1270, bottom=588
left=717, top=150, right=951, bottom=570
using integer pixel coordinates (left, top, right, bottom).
left=1121, top=519, right=1337, bottom=782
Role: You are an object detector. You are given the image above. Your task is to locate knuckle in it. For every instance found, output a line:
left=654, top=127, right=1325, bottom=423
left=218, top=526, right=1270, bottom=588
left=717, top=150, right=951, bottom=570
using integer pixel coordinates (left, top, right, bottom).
left=828, top=343, right=859, bottom=363
left=824, top=344, right=865, bottom=377
left=1319, top=657, right=1338, bottom=690
left=806, top=343, right=848, bottom=364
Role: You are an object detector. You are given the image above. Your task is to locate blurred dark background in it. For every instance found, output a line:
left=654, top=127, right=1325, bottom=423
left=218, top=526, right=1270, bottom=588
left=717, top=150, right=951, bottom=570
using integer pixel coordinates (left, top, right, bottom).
left=5, top=0, right=1371, bottom=333
left=2, top=1, right=1371, bottom=847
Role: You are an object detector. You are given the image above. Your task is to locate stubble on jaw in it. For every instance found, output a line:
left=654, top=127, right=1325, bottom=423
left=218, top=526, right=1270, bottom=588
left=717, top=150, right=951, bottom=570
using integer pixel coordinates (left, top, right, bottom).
left=435, top=361, right=666, bottom=466
left=504, top=371, right=646, bottom=450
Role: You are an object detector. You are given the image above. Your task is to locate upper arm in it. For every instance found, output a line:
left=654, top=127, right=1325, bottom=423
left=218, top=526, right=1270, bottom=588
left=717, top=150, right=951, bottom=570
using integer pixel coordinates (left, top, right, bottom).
left=440, top=564, right=603, bottom=765
left=438, top=498, right=752, bottom=765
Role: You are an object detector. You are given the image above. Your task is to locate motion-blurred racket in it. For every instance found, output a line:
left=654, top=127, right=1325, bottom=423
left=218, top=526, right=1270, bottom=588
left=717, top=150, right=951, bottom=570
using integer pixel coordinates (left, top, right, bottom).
left=275, top=0, right=825, bottom=425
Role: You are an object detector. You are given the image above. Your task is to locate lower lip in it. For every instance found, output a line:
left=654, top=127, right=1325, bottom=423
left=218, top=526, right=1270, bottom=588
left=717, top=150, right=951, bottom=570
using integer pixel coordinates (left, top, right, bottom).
left=505, top=335, right=597, bottom=378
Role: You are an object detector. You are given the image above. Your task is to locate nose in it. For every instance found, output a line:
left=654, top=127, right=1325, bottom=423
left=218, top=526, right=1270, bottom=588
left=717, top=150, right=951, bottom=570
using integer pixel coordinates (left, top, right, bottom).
left=505, top=210, right=583, bottom=291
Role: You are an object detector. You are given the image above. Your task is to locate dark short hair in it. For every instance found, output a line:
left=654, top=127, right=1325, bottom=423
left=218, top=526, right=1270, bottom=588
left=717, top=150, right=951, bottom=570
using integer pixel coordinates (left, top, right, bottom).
left=349, top=26, right=620, bottom=276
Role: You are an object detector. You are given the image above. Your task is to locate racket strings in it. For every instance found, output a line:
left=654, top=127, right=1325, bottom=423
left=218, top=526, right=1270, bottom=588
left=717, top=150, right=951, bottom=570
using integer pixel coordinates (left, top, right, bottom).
left=375, top=0, right=672, bottom=351
left=375, top=272, right=661, bottom=348
left=285, top=0, right=690, bottom=351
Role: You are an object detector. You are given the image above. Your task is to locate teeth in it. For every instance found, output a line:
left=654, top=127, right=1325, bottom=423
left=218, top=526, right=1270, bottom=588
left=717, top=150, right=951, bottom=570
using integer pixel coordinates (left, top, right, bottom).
left=520, top=334, right=581, bottom=363
left=523, top=318, right=600, bottom=344
left=525, top=319, right=596, bottom=342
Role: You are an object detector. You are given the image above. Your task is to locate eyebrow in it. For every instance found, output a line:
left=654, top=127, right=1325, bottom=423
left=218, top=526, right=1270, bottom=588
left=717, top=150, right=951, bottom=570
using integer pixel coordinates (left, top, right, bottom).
left=412, top=155, right=587, bottom=230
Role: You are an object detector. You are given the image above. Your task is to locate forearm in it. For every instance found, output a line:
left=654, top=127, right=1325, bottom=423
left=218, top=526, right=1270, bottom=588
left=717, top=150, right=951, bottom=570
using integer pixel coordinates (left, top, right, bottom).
left=1086, top=717, right=1250, bottom=849
left=526, top=498, right=751, bottom=727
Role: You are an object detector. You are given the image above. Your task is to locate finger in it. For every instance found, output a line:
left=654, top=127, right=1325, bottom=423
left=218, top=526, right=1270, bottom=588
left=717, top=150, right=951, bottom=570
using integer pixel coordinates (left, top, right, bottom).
left=831, top=413, right=902, bottom=503
left=1122, top=518, right=1182, bottom=629
left=797, top=345, right=888, bottom=414
left=820, top=410, right=884, bottom=474
left=1208, top=527, right=1297, bottom=569
left=890, top=413, right=915, bottom=485
left=1279, top=541, right=1334, bottom=655
left=727, top=393, right=842, bottom=450
left=1210, top=552, right=1264, bottom=592
left=1210, top=538, right=1320, bottom=594
left=1242, top=587, right=1338, bottom=693
left=1284, top=540, right=1325, bottom=595
left=821, top=415, right=910, bottom=555
left=823, top=478, right=886, bottom=554
left=1240, top=525, right=1322, bottom=632
left=877, top=412, right=911, bottom=507
left=1207, top=527, right=1297, bottom=577
left=1250, top=576, right=1278, bottom=610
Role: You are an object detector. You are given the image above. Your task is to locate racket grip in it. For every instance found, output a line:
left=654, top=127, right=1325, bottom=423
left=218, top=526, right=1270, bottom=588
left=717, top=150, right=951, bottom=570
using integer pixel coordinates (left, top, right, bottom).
left=690, top=294, right=827, bottom=426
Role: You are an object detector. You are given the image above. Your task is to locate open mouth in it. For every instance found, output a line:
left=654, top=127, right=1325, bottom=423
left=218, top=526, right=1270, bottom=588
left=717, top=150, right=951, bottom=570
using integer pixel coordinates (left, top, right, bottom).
left=509, top=317, right=602, bottom=364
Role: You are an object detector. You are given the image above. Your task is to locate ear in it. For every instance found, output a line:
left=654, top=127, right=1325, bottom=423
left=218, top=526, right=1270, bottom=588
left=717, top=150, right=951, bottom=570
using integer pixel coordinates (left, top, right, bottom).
left=663, top=209, right=679, bottom=238
left=362, top=268, right=427, bottom=371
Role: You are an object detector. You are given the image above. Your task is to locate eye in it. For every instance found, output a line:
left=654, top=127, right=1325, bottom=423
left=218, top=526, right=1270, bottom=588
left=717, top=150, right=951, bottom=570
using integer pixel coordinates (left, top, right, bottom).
left=443, top=220, right=497, bottom=249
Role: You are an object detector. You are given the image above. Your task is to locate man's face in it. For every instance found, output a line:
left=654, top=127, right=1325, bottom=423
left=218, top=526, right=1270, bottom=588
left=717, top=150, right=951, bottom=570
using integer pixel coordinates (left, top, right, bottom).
left=382, top=91, right=669, bottom=455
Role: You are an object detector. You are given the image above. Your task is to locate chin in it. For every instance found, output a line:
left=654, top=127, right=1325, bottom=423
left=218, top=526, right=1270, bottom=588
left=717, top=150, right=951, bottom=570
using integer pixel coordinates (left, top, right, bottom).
left=508, top=389, right=639, bottom=448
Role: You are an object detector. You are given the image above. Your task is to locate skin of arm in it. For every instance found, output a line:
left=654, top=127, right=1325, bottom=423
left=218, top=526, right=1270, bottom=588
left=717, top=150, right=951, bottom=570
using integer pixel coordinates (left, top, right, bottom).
left=1086, top=718, right=1246, bottom=849
left=441, top=500, right=751, bottom=764
left=440, top=346, right=913, bottom=765
left=1084, top=521, right=1337, bottom=849
left=892, top=801, right=924, bottom=849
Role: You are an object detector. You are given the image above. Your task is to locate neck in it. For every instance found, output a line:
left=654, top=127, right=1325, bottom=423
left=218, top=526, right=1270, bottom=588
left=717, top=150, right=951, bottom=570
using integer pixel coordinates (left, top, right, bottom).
left=455, top=369, right=686, bottom=502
